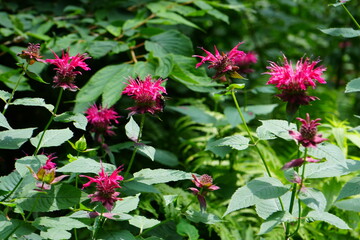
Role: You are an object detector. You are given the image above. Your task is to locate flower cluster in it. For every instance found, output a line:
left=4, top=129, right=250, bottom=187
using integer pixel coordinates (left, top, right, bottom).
left=122, top=75, right=167, bottom=116
left=85, top=104, right=120, bottom=142
left=264, top=55, right=326, bottom=106
left=289, top=113, right=327, bottom=148
left=17, top=43, right=44, bottom=65
left=81, top=165, right=124, bottom=211
left=46, top=49, right=91, bottom=91
left=189, top=174, right=220, bottom=211
left=28, top=154, right=68, bottom=190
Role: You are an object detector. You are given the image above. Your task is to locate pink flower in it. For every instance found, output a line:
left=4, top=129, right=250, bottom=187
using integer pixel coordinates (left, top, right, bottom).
left=80, top=165, right=124, bottom=211
left=282, top=157, right=320, bottom=170
left=189, top=174, right=220, bottom=211
left=85, top=104, right=120, bottom=141
left=46, top=49, right=91, bottom=91
left=289, top=113, right=327, bottom=148
left=264, top=55, right=326, bottom=105
left=17, top=43, right=45, bottom=65
left=122, top=75, right=167, bottom=116
left=193, top=42, right=245, bottom=80
left=233, top=51, right=258, bottom=74
left=28, top=154, right=68, bottom=190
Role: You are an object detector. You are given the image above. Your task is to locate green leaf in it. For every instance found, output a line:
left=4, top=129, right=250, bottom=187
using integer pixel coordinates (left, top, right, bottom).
left=206, top=135, right=250, bottom=151
left=33, top=216, right=87, bottom=230
left=0, top=90, right=11, bottom=102
left=319, top=28, right=360, bottom=38
left=176, top=219, right=199, bottom=240
left=25, top=70, right=48, bottom=84
left=15, top=155, right=47, bottom=177
left=258, top=211, right=295, bottom=235
left=0, top=112, right=12, bottom=129
left=54, top=112, right=88, bottom=130
left=305, top=159, right=360, bottom=178
left=112, top=194, right=140, bottom=213
left=307, top=210, right=350, bottom=229
left=122, top=180, right=160, bottom=194
left=129, top=215, right=160, bottom=230
left=30, top=128, right=73, bottom=148
left=256, top=119, right=297, bottom=140
left=168, top=106, right=217, bottom=124
left=299, top=188, right=327, bottom=211
left=305, top=143, right=347, bottom=167
left=125, top=116, right=140, bottom=142
left=40, top=228, right=71, bottom=240
left=194, top=0, right=229, bottom=24
left=0, top=171, right=22, bottom=192
left=87, top=40, right=118, bottom=59
left=138, top=144, right=156, bottom=161
left=156, top=12, right=202, bottom=30
left=224, top=106, right=255, bottom=127
left=153, top=149, right=179, bottom=167
left=16, top=184, right=82, bottom=212
left=336, top=176, right=360, bottom=201
left=133, top=168, right=193, bottom=185
left=345, top=78, right=360, bottom=93
left=335, top=198, right=360, bottom=212
left=0, top=127, right=36, bottom=149
left=97, top=230, right=136, bottom=240
left=106, top=25, right=122, bottom=37
left=12, top=98, right=54, bottom=112
left=57, top=157, right=115, bottom=174
left=185, top=210, right=222, bottom=224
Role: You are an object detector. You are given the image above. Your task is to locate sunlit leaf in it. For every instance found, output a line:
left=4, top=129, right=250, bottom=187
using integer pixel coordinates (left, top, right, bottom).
left=336, top=176, right=360, bottom=201
left=30, top=128, right=73, bottom=148
left=133, top=168, right=192, bottom=185
left=12, top=98, right=54, bottom=112
left=0, top=127, right=36, bottom=149
left=345, top=78, right=360, bottom=93
left=307, top=210, right=350, bottom=229
left=319, top=28, right=360, bottom=38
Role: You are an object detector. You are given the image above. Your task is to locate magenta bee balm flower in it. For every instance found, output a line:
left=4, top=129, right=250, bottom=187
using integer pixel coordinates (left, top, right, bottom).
left=122, top=75, right=167, bottom=116
left=289, top=113, right=327, bottom=148
left=18, top=43, right=45, bottom=65
left=81, top=165, right=124, bottom=211
left=46, top=49, right=91, bottom=91
left=189, top=174, right=220, bottom=212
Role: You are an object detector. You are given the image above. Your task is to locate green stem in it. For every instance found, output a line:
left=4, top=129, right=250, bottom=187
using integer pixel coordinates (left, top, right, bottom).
left=124, top=114, right=145, bottom=178
left=342, top=4, right=360, bottom=29
left=0, top=177, right=24, bottom=202
left=34, top=88, right=63, bottom=155
left=2, top=64, right=28, bottom=115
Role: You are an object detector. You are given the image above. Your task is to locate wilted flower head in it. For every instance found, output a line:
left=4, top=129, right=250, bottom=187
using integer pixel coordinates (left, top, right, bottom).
left=122, top=75, right=167, bottom=116
left=193, top=42, right=245, bottom=81
left=28, top=154, right=68, bottom=190
left=233, top=51, right=258, bottom=74
left=264, top=55, right=326, bottom=105
left=81, top=165, right=124, bottom=211
left=189, top=174, right=220, bottom=212
left=85, top=104, right=120, bottom=141
left=282, top=157, right=320, bottom=170
left=46, top=49, right=91, bottom=91
left=289, top=113, right=327, bottom=148
left=18, top=43, right=45, bottom=65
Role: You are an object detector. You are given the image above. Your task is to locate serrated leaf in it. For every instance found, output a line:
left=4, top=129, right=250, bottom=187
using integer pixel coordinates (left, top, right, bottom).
left=206, top=135, right=250, bottom=151
left=299, top=188, right=327, bottom=211
left=256, top=119, right=297, bottom=140
left=54, top=112, right=88, bottom=130
left=30, top=128, right=73, bottom=148
left=185, top=210, right=222, bottom=224
left=156, top=11, right=202, bottom=30
left=336, top=176, right=360, bottom=201
left=194, top=0, right=229, bottom=23
left=98, top=230, right=136, bottom=240
left=305, top=143, right=346, bottom=167
left=125, top=116, right=140, bottom=142
left=12, top=98, right=54, bottom=112
left=345, top=78, right=360, bottom=93
left=307, top=210, right=350, bottom=229
left=258, top=211, right=295, bottom=235
left=57, top=157, right=115, bottom=174
left=319, top=28, right=360, bottom=38
left=15, top=155, right=47, bottom=177
left=224, top=106, right=255, bottom=127
left=33, top=216, right=87, bottom=230
left=0, top=127, right=36, bottom=149
left=129, top=215, right=160, bottom=230
left=334, top=198, right=360, bottom=212
left=25, top=70, right=48, bottom=84
left=0, top=112, right=12, bottom=129
left=40, top=228, right=71, bottom=240
left=112, top=194, right=140, bottom=213
left=0, top=171, right=22, bottom=192
left=138, top=144, right=156, bottom=161
left=305, top=159, right=360, bottom=178
left=87, top=40, right=118, bottom=59
left=134, top=168, right=192, bottom=185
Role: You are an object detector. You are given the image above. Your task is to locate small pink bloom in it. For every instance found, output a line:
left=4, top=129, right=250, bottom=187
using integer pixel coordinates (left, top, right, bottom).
left=46, top=49, right=91, bottom=91
left=282, top=157, right=320, bottom=170
left=264, top=55, right=326, bottom=105
left=289, top=113, right=327, bottom=148
left=81, top=165, right=124, bottom=211
left=233, top=51, right=258, bottom=74
left=17, top=43, right=45, bottom=65
left=193, top=42, right=245, bottom=80
left=189, top=174, right=219, bottom=211
left=122, top=75, right=167, bottom=116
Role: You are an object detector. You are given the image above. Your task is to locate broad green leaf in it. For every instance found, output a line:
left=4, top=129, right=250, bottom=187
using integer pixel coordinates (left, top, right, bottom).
left=247, top=104, right=278, bottom=115
left=87, top=40, right=118, bottom=59
left=156, top=12, right=202, bottom=30
left=153, top=149, right=179, bottom=167
left=336, top=176, right=360, bottom=201
left=206, top=135, right=250, bottom=151
left=0, top=90, right=11, bottom=102
left=33, top=216, right=87, bottom=230
left=30, top=128, right=73, bottom=148
left=305, top=143, right=346, bottom=167
left=16, top=184, right=82, bottom=212
left=224, top=106, right=255, bottom=126
left=138, top=144, right=156, bottom=161
left=307, top=210, right=350, bottom=229
left=258, top=211, right=295, bottom=235
left=12, top=98, right=54, bottom=112
left=25, top=70, right=48, bottom=84
left=176, top=219, right=199, bottom=240
left=223, top=184, right=257, bottom=217
left=57, top=157, right=115, bottom=174
left=168, top=106, right=217, bottom=124
left=122, top=180, right=160, bottom=194
left=319, top=28, right=360, bottom=38
left=125, top=116, right=140, bottom=142
left=345, top=78, right=360, bottom=93
left=133, top=168, right=192, bottom=185
left=256, top=119, right=297, bottom=140
left=194, top=0, right=229, bottom=23
left=0, top=112, right=12, bottom=129
left=133, top=61, right=156, bottom=79
left=0, top=171, right=22, bottom=192
left=185, top=210, right=222, bottom=224
left=299, top=188, right=327, bottom=211
left=112, top=194, right=140, bottom=213
left=0, top=127, right=36, bottom=149
left=40, top=228, right=71, bottom=240
left=335, top=198, right=360, bottom=212
left=15, top=155, right=47, bottom=177
left=54, top=112, right=88, bottom=130
left=0, top=216, right=35, bottom=240
left=129, top=215, right=160, bottom=230
left=97, top=230, right=136, bottom=240
left=305, top=159, right=360, bottom=178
